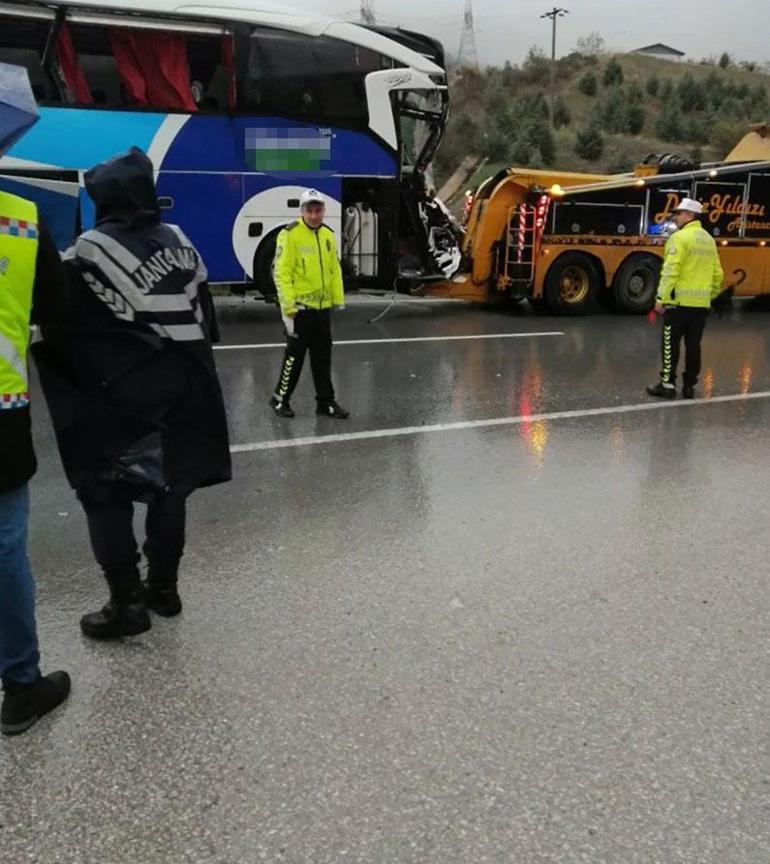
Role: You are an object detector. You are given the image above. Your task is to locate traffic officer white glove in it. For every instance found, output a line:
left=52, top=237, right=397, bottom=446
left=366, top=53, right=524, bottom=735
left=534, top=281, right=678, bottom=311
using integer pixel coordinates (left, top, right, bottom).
left=282, top=314, right=296, bottom=337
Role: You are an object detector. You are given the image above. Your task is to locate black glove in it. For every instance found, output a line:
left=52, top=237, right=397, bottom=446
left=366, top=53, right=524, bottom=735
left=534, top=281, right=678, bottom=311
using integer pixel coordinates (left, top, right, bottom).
left=711, top=287, right=734, bottom=318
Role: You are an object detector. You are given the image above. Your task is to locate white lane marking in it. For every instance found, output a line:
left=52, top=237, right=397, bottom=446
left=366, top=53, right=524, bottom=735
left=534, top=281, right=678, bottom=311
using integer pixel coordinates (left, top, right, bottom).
left=231, top=391, right=770, bottom=454
left=215, top=332, right=566, bottom=351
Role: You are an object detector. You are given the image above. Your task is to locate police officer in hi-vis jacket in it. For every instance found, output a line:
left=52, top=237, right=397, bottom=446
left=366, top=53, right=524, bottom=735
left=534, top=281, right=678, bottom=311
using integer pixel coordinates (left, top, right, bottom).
left=646, top=197, right=724, bottom=400
left=269, top=189, right=349, bottom=419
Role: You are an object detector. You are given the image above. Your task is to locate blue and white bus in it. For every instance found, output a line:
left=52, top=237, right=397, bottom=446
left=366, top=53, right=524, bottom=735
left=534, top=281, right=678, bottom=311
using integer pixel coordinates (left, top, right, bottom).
left=0, top=0, right=461, bottom=295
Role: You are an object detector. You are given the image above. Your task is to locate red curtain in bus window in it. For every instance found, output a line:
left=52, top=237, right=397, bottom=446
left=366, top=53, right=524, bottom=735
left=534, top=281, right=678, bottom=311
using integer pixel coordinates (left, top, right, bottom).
left=55, top=22, right=92, bottom=103
left=221, top=35, right=236, bottom=110
left=110, top=29, right=197, bottom=112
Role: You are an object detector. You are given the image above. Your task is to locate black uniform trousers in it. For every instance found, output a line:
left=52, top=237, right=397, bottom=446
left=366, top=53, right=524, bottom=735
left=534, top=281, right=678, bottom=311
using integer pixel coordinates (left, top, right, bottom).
left=661, top=306, right=709, bottom=388
left=78, top=487, right=188, bottom=599
left=274, top=308, right=335, bottom=405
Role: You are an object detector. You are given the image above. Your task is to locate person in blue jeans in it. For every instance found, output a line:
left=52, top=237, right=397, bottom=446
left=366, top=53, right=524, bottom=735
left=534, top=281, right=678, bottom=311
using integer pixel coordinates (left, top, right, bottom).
left=0, top=63, right=70, bottom=735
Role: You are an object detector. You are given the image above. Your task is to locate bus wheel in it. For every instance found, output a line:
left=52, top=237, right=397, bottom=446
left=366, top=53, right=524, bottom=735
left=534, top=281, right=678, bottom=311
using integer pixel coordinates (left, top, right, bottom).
left=543, top=253, right=600, bottom=315
left=612, top=254, right=661, bottom=314
left=252, top=229, right=282, bottom=303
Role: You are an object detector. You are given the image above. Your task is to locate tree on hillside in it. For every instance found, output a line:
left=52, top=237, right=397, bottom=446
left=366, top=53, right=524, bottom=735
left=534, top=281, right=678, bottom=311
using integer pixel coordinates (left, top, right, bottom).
left=575, top=32, right=604, bottom=56
left=677, top=73, right=707, bottom=112
left=578, top=71, right=598, bottom=96
left=603, top=57, right=624, bottom=86
left=482, top=128, right=511, bottom=162
left=602, top=86, right=627, bottom=133
left=510, top=139, right=533, bottom=166
left=660, top=78, right=674, bottom=100
left=655, top=98, right=685, bottom=142
left=646, top=75, right=660, bottom=97
left=575, top=124, right=604, bottom=160
left=719, top=52, right=731, bottom=69
left=626, top=103, right=646, bottom=135
left=627, top=83, right=644, bottom=105
left=526, top=121, right=556, bottom=165
left=711, top=120, right=744, bottom=157
left=553, top=96, right=571, bottom=128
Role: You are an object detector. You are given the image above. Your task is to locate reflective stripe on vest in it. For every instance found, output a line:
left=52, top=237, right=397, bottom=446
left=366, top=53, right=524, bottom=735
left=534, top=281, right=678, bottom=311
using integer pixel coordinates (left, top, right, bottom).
left=0, top=191, right=38, bottom=406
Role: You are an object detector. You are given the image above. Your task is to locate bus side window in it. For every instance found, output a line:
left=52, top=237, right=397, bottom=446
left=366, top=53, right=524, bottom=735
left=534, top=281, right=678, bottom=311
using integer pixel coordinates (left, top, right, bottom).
left=188, top=34, right=235, bottom=112
left=66, top=23, right=126, bottom=108
left=0, top=14, right=61, bottom=104
left=66, top=21, right=199, bottom=112
left=244, top=29, right=385, bottom=125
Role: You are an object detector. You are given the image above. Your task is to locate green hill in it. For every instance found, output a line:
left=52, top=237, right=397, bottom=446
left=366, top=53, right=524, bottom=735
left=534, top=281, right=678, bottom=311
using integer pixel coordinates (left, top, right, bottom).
left=435, top=50, right=770, bottom=195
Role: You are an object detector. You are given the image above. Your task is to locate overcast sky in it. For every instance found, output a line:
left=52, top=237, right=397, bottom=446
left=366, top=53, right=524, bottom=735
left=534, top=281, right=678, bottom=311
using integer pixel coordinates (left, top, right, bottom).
left=293, top=0, right=769, bottom=67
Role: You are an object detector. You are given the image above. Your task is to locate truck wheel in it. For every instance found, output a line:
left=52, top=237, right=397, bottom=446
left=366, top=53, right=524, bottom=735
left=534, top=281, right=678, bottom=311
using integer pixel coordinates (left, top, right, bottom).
left=612, top=253, right=660, bottom=314
left=252, top=228, right=284, bottom=303
left=543, top=253, right=601, bottom=315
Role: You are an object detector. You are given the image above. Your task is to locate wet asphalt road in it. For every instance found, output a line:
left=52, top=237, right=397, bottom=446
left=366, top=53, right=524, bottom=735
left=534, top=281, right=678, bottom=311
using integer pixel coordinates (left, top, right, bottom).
left=2, top=296, right=770, bottom=863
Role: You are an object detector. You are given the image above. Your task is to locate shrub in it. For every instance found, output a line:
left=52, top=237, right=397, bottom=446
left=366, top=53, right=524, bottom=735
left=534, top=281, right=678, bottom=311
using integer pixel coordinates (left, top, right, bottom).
left=603, top=57, right=624, bottom=87
left=646, top=75, right=660, bottom=97
left=626, top=103, right=646, bottom=135
left=711, top=119, right=745, bottom=157
left=526, top=121, right=556, bottom=165
left=602, top=86, right=627, bottom=133
left=578, top=71, right=598, bottom=96
left=575, top=124, right=604, bottom=160
left=510, top=138, right=533, bottom=165
left=655, top=100, right=685, bottom=142
left=718, top=52, right=730, bottom=69
left=677, top=73, right=707, bottom=113
left=553, top=96, right=571, bottom=128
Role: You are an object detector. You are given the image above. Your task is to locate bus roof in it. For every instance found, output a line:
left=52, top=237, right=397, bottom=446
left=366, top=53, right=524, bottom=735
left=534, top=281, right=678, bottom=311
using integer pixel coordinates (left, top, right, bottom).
left=33, top=0, right=444, bottom=76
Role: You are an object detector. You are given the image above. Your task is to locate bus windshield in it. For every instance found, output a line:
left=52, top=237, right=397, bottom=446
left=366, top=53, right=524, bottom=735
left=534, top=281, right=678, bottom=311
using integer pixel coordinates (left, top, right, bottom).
left=398, top=89, right=448, bottom=174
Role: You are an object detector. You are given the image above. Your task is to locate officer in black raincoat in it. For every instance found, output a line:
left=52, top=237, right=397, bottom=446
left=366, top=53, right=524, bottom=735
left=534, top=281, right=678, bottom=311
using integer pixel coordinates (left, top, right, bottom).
left=34, top=147, right=231, bottom=640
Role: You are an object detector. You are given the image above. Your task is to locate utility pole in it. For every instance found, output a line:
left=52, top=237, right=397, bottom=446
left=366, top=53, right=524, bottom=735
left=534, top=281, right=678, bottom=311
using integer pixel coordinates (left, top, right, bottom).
left=540, top=7, right=568, bottom=126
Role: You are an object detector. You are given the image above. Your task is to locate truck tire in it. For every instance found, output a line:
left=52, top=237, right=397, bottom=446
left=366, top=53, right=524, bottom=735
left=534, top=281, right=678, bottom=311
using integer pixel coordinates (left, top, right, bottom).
left=612, top=253, right=660, bottom=314
left=543, top=253, right=601, bottom=316
left=252, top=228, right=285, bottom=303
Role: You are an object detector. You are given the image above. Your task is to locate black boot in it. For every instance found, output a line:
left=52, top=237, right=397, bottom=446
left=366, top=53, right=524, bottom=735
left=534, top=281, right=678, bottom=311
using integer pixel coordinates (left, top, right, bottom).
left=80, top=570, right=151, bottom=640
left=645, top=382, right=676, bottom=399
left=1, top=671, right=71, bottom=736
left=316, top=400, right=349, bottom=419
left=269, top=396, right=295, bottom=418
left=145, top=563, right=182, bottom=618
left=682, top=386, right=695, bottom=399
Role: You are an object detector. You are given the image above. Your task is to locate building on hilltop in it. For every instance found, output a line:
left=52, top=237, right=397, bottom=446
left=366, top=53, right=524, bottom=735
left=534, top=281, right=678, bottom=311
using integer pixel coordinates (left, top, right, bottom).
left=630, top=43, right=685, bottom=61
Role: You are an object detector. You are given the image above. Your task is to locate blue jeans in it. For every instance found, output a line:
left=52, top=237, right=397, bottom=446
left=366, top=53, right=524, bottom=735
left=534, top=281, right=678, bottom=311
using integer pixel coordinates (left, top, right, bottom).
left=0, top=484, right=40, bottom=685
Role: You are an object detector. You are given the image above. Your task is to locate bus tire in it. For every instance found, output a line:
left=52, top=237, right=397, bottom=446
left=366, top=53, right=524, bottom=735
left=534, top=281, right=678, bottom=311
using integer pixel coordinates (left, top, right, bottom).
left=252, top=229, right=283, bottom=303
left=612, top=253, right=661, bottom=314
left=543, top=253, right=601, bottom=316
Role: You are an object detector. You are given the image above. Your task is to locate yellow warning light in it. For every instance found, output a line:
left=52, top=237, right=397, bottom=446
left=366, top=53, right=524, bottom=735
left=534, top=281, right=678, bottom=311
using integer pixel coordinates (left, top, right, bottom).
left=549, top=184, right=564, bottom=197
left=709, top=170, right=718, bottom=178
left=635, top=179, right=645, bottom=187
left=761, top=241, right=767, bottom=247
left=721, top=240, right=728, bottom=246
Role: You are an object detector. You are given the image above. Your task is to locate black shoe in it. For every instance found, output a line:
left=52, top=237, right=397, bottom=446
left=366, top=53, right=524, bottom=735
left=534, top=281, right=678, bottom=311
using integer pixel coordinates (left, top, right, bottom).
left=316, top=401, right=349, bottom=419
left=645, top=383, right=676, bottom=399
left=682, top=387, right=695, bottom=399
left=1, top=671, right=71, bottom=736
left=145, top=583, right=182, bottom=618
left=269, top=396, right=295, bottom=418
left=80, top=597, right=151, bottom=640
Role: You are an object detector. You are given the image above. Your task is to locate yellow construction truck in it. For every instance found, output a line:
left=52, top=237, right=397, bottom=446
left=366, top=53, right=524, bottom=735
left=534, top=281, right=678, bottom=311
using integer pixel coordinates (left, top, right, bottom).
left=428, top=125, right=770, bottom=314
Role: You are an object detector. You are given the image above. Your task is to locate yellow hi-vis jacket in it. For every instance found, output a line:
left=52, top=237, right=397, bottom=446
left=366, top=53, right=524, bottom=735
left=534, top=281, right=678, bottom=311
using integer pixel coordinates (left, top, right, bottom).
left=657, top=219, right=724, bottom=308
left=0, top=191, right=38, bottom=409
left=273, top=218, right=344, bottom=317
